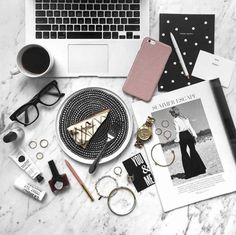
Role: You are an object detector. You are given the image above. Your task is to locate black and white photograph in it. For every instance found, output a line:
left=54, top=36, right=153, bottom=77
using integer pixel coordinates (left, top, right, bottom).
left=152, top=99, right=224, bottom=186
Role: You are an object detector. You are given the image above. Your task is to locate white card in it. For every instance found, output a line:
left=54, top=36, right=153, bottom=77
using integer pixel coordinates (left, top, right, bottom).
left=192, top=50, right=236, bottom=87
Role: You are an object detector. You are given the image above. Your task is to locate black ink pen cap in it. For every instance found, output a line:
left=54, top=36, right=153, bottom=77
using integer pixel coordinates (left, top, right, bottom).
left=48, top=160, right=60, bottom=177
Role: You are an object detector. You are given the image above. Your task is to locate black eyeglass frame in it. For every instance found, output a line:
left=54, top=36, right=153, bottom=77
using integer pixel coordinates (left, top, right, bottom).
left=9, top=80, right=65, bottom=126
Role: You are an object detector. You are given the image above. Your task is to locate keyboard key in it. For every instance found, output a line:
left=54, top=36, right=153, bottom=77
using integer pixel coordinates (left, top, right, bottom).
left=36, top=32, right=42, bottom=38
left=100, top=18, right=105, bottom=24
left=58, top=32, right=66, bottom=38
left=118, top=25, right=123, bottom=31
left=76, top=11, right=82, bottom=17
left=134, top=11, right=140, bottom=17
left=69, top=11, right=75, bottom=17
left=116, top=4, right=122, bottom=10
left=50, top=4, right=56, bottom=10
left=123, top=4, right=128, bottom=10
left=89, top=25, right=95, bottom=31
left=36, top=11, right=45, bottom=16
left=112, top=11, right=118, bottom=17
left=47, top=10, right=53, bottom=16
left=110, top=25, right=116, bottom=31
left=58, top=4, right=64, bottom=10
left=107, top=18, right=113, bottom=24
left=74, top=25, right=80, bottom=31
left=101, top=4, right=107, bottom=10
left=62, top=11, right=67, bottom=17
left=63, top=18, right=69, bottom=24
left=36, top=25, right=51, bottom=31
left=103, top=32, right=111, bottom=39
left=119, top=35, right=125, bottom=39
left=60, top=25, right=66, bottom=31
left=43, top=4, right=49, bottom=10
left=36, top=18, right=47, bottom=23
left=125, top=25, right=140, bottom=31
left=103, top=25, right=109, bottom=31
left=43, top=32, right=49, bottom=38
left=67, top=25, right=73, bottom=31
left=51, top=32, right=57, bottom=38
left=85, top=18, right=91, bottom=24
left=105, top=11, right=111, bottom=17
left=67, top=32, right=102, bottom=38
left=78, top=18, right=84, bottom=24
left=112, top=32, right=119, bottom=39
left=114, top=18, right=120, bottom=24
left=91, top=11, right=96, bottom=17
left=98, top=11, right=104, bottom=17
left=49, top=18, right=55, bottom=24
left=36, top=4, right=42, bottom=9
left=65, top=4, right=71, bottom=10
left=56, top=18, right=62, bottom=24
left=54, top=11, right=60, bottom=16
left=72, top=4, right=79, bottom=10
left=96, top=25, right=102, bottom=31
left=83, top=11, right=89, bottom=17
left=119, top=11, right=125, bottom=17
left=128, top=18, right=140, bottom=24
left=126, top=32, right=133, bottom=39
left=130, top=4, right=140, bottom=10
left=92, top=18, right=98, bottom=24
left=80, top=4, right=85, bottom=10
left=52, top=25, right=58, bottom=30
left=71, top=18, right=76, bottom=24
left=87, top=4, right=93, bottom=10
left=126, top=11, right=132, bottom=17
left=94, top=4, right=100, bottom=10
left=82, top=25, right=87, bottom=31
left=108, top=4, right=114, bottom=10
left=121, top=18, right=127, bottom=24
left=134, top=35, right=140, bottom=39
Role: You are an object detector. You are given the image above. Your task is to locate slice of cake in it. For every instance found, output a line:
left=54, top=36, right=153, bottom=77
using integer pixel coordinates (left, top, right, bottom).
left=67, top=109, right=110, bottom=149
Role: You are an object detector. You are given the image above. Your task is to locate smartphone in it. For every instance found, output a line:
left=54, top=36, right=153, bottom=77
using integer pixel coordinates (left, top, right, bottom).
left=122, top=37, right=172, bottom=102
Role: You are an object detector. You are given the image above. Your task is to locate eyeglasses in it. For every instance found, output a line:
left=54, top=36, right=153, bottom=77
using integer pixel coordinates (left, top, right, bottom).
left=10, top=80, right=65, bottom=126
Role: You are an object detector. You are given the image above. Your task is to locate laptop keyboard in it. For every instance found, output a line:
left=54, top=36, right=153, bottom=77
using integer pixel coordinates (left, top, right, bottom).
left=35, top=0, right=141, bottom=39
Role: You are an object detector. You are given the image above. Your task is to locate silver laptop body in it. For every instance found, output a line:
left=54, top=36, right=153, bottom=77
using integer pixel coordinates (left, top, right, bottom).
left=25, top=0, right=149, bottom=77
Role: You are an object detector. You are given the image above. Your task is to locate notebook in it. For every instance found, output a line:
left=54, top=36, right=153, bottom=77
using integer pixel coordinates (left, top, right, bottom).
left=159, top=14, right=215, bottom=91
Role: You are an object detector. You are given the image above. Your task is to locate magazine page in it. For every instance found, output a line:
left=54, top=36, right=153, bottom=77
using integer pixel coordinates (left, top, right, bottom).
left=132, top=80, right=236, bottom=212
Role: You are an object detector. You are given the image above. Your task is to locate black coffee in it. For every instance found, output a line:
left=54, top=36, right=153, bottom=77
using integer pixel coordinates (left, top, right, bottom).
left=22, top=46, right=50, bottom=74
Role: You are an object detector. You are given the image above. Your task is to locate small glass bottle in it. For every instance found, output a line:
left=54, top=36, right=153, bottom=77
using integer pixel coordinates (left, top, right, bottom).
left=48, top=160, right=69, bottom=193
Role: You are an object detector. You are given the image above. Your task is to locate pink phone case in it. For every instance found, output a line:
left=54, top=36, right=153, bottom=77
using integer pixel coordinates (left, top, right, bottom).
left=122, top=37, right=172, bottom=102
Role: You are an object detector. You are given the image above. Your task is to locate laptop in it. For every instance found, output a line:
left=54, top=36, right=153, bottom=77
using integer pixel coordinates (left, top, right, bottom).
left=25, top=0, right=149, bottom=77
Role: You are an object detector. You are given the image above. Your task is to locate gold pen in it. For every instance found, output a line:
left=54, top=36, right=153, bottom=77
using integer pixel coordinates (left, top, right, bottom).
left=65, top=159, right=94, bottom=202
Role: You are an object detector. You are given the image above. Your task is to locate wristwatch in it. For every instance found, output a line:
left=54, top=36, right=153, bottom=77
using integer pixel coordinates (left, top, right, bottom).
left=135, top=116, right=155, bottom=148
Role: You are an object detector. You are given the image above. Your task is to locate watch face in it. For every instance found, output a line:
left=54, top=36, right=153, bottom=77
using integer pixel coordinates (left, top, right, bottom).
left=138, top=127, right=151, bottom=141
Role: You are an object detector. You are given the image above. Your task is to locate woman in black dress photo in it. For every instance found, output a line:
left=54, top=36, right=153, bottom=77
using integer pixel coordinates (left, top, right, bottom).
left=169, top=106, right=206, bottom=179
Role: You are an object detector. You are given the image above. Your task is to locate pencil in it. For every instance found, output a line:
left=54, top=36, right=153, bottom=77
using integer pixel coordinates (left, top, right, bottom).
left=65, top=159, right=94, bottom=202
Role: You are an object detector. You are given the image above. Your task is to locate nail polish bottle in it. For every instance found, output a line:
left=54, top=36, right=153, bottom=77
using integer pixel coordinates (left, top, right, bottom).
left=48, top=160, right=69, bottom=193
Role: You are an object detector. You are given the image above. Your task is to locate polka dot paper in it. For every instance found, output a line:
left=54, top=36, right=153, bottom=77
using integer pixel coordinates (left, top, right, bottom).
left=159, top=14, right=215, bottom=91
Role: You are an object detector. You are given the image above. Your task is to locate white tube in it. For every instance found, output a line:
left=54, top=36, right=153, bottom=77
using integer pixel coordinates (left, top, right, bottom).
left=9, top=148, right=44, bottom=183
left=14, top=178, right=46, bottom=201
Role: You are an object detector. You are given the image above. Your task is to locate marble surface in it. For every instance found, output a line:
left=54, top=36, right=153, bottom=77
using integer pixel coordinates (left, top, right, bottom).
left=1, top=0, right=236, bottom=234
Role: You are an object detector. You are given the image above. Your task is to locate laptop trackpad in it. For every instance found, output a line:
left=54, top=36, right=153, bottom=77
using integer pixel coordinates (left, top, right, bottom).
left=68, top=44, right=109, bottom=74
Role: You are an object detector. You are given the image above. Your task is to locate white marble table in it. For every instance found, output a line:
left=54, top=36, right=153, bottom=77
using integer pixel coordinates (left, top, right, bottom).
left=1, top=0, right=236, bottom=234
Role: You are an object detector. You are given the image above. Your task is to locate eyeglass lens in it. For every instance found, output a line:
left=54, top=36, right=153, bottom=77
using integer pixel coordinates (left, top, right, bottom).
left=16, top=104, right=39, bottom=125
left=39, top=84, right=61, bottom=106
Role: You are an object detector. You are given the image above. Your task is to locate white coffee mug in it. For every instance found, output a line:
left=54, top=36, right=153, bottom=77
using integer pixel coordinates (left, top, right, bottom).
left=11, top=44, right=54, bottom=78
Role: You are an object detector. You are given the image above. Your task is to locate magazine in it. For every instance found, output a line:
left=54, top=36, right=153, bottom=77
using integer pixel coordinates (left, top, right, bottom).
left=132, top=79, right=236, bottom=212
